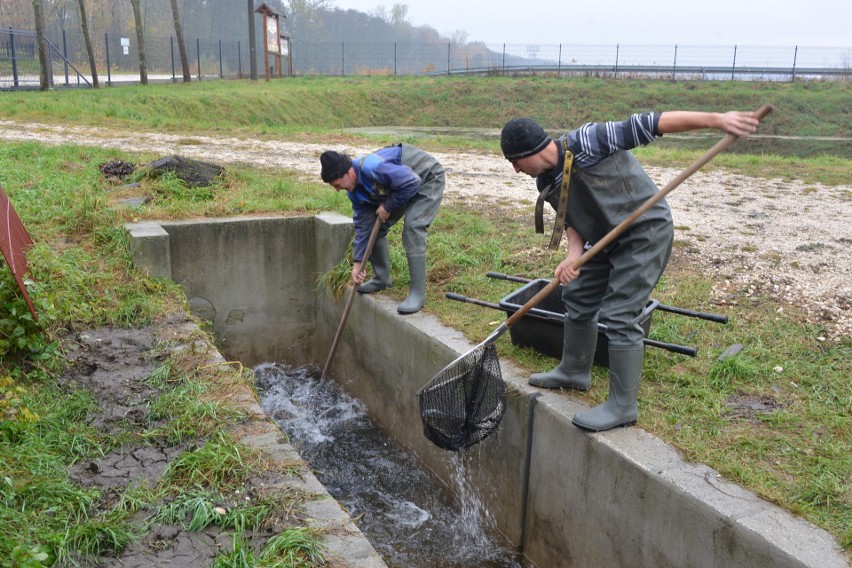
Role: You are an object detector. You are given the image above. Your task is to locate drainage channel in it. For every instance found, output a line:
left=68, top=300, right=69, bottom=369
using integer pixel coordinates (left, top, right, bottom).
left=254, top=363, right=533, bottom=568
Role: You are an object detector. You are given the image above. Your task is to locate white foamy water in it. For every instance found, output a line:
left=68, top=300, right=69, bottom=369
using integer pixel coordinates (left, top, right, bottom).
left=253, top=362, right=530, bottom=568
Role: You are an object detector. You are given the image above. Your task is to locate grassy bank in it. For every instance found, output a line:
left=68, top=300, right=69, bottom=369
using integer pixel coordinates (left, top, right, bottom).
left=1, top=78, right=850, bottom=561
left=0, top=142, right=333, bottom=565
left=2, top=76, right=851, bottom=152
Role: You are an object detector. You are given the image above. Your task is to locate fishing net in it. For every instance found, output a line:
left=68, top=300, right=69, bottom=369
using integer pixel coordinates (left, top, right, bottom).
left=418, top=343, right=507, bottom=451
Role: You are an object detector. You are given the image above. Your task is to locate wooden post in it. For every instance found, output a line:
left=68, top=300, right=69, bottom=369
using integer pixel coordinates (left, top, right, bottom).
left=262, top=12, right=270, bottom=81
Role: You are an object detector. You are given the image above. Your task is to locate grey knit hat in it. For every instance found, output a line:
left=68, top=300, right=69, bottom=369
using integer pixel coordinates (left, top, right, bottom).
left=320, top=150, right=353, bottom=183
left=500, top=118, right=551, bottom=160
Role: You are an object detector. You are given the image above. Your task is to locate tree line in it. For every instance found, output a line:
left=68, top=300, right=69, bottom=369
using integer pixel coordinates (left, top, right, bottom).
left=2, top=0, right=481, bottom=89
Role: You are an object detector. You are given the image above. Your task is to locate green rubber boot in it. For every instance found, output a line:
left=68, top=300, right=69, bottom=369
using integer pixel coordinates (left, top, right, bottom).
left=358, top=237, right=392, bottom=294
left=398, top=254, right=427, bottom=314
left=572, top=345, right=644, bottom=432
left=528, top=317, right=598, bottom=390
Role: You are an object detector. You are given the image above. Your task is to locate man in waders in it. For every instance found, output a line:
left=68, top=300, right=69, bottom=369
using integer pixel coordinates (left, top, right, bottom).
left=501, top=110, right=760, bottom=432
left=320, top=144, right=445, bottom=314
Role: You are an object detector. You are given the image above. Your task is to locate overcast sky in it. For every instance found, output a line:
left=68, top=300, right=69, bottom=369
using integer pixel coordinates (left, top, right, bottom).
left=332, top=0, right=850, bottom=47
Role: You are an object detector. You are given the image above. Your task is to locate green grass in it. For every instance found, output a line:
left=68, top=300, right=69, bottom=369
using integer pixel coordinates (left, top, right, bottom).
left=162, top=431, right=267, bottom=489
left=154, top=488, right=283, bottom=532
left=260, top=527, right=328, bottom=567
left=1, top=76, right=850, bottom=154
left=0, top=77, right=850, bottom=560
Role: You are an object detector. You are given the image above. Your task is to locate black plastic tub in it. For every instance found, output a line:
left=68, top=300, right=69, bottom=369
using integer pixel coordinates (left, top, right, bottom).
left=498, top=279, right=657, bottom=368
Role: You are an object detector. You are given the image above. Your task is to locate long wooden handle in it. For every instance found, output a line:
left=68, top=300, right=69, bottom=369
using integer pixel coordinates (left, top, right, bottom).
left=504, top=104, right=774, bottom=330
left=321, top=216, right=383, bottom=379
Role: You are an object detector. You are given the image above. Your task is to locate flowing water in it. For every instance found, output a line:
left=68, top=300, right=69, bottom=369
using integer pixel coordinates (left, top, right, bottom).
left=254, top=363, right=531, bottom=568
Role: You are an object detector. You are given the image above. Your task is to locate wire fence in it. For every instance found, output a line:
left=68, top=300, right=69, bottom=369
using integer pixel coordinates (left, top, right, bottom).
left=303, top=43, right=851, bottom=80
left=1, top=29, right=253, bottom=89
left=2, top=27, right=850, bottom=89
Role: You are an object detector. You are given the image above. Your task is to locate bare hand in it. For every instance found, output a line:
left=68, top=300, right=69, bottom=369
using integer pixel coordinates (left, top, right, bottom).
left=555, top=257, right=580, bottom=285
left=352, top=262, right=366, bottom=285
left=720, top=111, right=760, bottom=137
left=376, top=205, right=390, bottom=223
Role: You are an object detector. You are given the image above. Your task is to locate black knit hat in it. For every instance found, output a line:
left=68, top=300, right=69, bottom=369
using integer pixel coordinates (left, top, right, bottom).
left=320, top=150, right=353, bottom=183
left=500, top=117, right=551, bottom=160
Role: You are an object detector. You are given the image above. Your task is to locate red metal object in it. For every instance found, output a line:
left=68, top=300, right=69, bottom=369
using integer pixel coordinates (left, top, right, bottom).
left=0, top=184, right=39, bottom=322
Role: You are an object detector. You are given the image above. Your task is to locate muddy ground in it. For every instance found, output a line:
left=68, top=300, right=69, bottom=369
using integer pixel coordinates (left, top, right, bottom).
left=57, top=312, right=351, bottom=567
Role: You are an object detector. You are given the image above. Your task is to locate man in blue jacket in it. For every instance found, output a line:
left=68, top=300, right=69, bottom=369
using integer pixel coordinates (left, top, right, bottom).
left=501, top=110, right=759, bottom=432
left=320, top=144, right=444, bottom=314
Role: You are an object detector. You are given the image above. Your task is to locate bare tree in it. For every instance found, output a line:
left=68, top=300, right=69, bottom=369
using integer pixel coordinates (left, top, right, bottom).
left=129, top=0, right=148, bottom=84
left=170, top=0, right=191, bottom=82
left=449, top=30, right=468, bottom=47
left=45, top=0, right=74, bottom=30
left=76, top=0, right=99, bottom=87
left=286, top=0, right=331, bottom=42
left=389, top=3, right=408, bottom=26
left=32, top=0, right=50, bottom=90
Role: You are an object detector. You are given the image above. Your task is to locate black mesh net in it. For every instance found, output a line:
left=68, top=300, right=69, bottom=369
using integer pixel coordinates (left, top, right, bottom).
left=418, top=343, right=507, bottom=451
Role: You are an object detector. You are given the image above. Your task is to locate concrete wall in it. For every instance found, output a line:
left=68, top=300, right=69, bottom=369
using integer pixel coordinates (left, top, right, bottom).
left=128, top=214, right=351, bottom=366
left=126, top=214, right=848, bottom=568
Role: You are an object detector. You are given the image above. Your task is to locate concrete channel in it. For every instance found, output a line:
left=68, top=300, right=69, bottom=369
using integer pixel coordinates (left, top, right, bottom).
left=125, top=213, right=848, bottom=568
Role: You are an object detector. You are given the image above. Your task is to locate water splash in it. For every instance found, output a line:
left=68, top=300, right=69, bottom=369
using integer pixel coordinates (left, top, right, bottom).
left=253, top=363, right=528, bottom=568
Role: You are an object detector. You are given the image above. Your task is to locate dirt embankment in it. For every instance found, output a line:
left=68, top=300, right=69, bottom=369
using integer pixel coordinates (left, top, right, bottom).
left=1, top=120, right=849, bottom=338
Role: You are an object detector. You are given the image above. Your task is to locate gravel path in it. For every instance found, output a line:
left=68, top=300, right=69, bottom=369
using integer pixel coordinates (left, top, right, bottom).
left=2, top=120, right=849, bottom=339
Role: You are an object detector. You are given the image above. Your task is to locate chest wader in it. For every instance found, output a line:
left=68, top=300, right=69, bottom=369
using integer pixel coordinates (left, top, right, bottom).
left=397, top=144, right=445, bottom=314
left=567, top=152, right=671, bottom=433
left=355, top=153, right=394, bottom=295
left=529, top=145, right=600, bottom=390
left=533, top=151, right=671, bottom=432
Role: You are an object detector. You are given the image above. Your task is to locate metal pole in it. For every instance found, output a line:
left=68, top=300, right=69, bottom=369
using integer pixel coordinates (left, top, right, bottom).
left=731, top=45, right=737, bottom=81
left=502, top=43, right=506, bottom=75
left=62, top=28, right=69, bottom=86
left=447, top=42, right=451, bottom=75
left=394, top=42, right=397, bottom=76
left=46, top=37, right=54, bottom=88
left=105, top=33, right=112, bottom=86
left=238, top=40, right=242, bottom=78
left=170, top=36, right=176, bottom=82
left=672, top=44, right=678, bottom=80
left=615, top=44, right=620, bottom=77
left=218, top=39, right=223, bottom=78
left=518, top=393, right=541, bottom=555
left=792, top=45, right=798, bottom=82
left=10, top=28, right=19, bottom=88
left=558, top=43, right=561, bottom=76
left=196, top=38, right=201, bottom=80
left=341, top=42, right=344, bottom=76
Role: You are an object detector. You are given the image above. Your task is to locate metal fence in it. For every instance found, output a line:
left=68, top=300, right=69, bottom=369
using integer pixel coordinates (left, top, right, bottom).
left=1, top=28, right=254, bottom=89
left=301, top=43, right=851, bottom=80
left=2, top=27, right=849, bottom=89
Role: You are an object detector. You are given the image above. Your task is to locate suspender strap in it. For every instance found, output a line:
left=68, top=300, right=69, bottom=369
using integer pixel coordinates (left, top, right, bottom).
left=534, top=188, right=547, bottom=234
left=534, top=139, right=574, bottom=249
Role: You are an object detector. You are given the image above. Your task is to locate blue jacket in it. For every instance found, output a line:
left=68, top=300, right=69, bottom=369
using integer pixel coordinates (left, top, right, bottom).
left=348, top=145, right=423, bottom=261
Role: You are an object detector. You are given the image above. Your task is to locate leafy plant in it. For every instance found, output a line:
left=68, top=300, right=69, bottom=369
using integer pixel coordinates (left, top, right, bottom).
left=0, top=375, right=38, bottom=424
left=0, top=271, right=57, bottom=364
